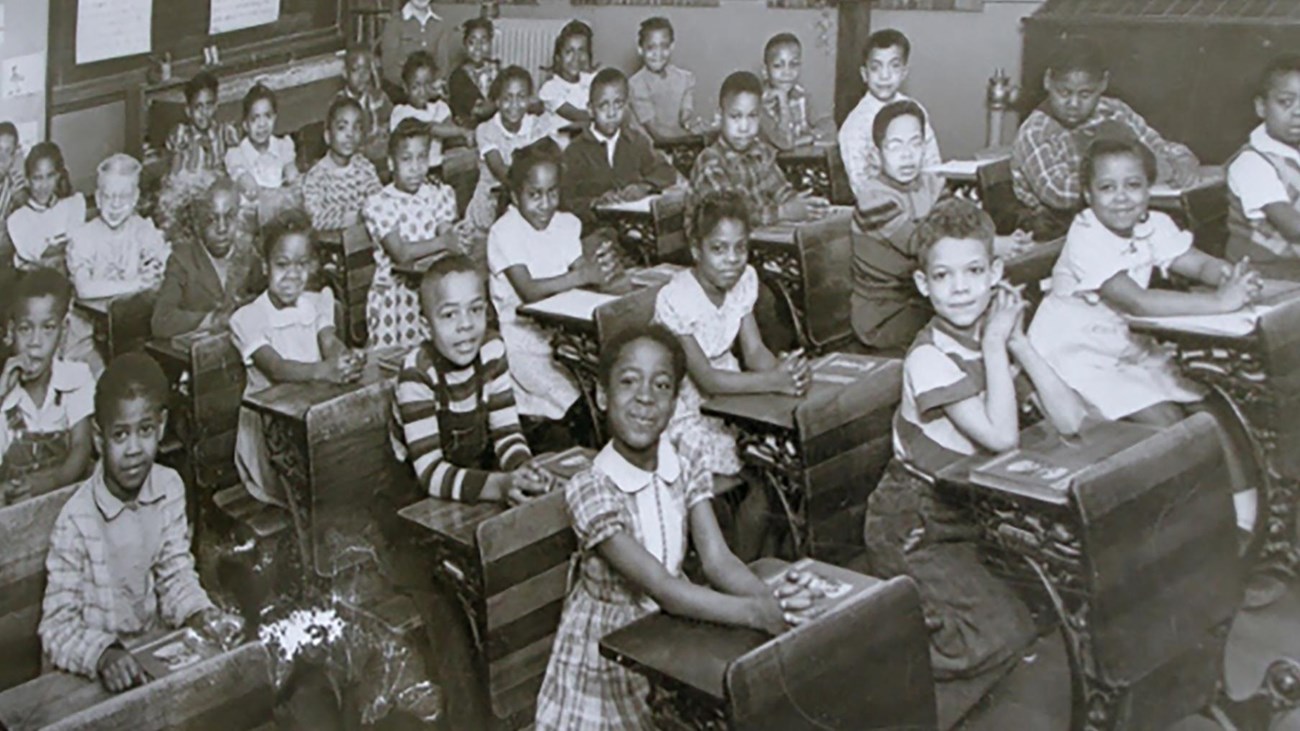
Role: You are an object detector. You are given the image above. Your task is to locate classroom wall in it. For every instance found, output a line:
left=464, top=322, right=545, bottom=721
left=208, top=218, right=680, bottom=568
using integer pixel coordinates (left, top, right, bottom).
left=433, top=0, right=840, bottom=122
left=0, top=0, right=51, bottom=149
left=871, top=0, right=1043, bottom=158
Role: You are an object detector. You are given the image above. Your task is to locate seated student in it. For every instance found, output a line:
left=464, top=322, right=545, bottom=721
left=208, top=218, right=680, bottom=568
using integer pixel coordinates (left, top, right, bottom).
left=448, top=18, right=500, bottom=130
left=465, top=66, right=561, bottom=239
left=838, top=29, right=941, bottom=208
left=303, top=97, right=383, bottom=232
left=390, top=52, right=470, bottom=173
left=166, top=72, right=241, bottom=181
left=560, top=67, right=679, bottom=229
left=534, top=324, right=818, bottom=730
left=865, top=199, right=1087, bottom=680
left=8, top=142, right=85, bottom=274
left=391, top=253, right=553, bottom=503
left=38, top=353, right=238, bottom=692
left=337, top=46, right=394, bottom=169
left=487, top=141, right=613, bottom=450
left=690, top=71, right=828, bottom=227
left=224, top=84, right=300, bottom=226
left=627, top=17, right=705, bottom=143
left=758, top=33, right=834, bottom=152
left=850, top=101, right=946, bottom=354
left=152, top=178, right=265, bottom=339
left=1029, top=138, right=1261, bottom=424
left=65, top=154, right=171, bottom=375
left=0, top=122, right=29, bottom=262
left=654, top=190, right=810, bottom=560
left=363, top=118, right=459, bottom=351
left=231, top=210, right=363, bottom=506
left=538, top=21, right=597, bottom=125
left=0, top=270, right=94, bottom=506
left=1011, top=40, right=1200, bottom=241
left=1226, top=55, right=1300, bottom=262
left=379, top=0, right=455, bottom=104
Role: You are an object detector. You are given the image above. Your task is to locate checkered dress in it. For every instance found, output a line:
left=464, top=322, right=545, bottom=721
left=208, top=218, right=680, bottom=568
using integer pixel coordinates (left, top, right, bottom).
left=362, top=182, right=458, bottom=349
left=534, top=449, right=714, bottom=731
left=303, top=155, right=382, bottom=231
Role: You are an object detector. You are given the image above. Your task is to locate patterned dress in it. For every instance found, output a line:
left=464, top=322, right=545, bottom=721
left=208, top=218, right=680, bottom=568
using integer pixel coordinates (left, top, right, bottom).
left=303, top=155, right=383, bottom=232
left=653, top=266, right=758, bottom=477
left=362, top=182, right=458, bottom=349
left=535, top=439, right=714, bottom=731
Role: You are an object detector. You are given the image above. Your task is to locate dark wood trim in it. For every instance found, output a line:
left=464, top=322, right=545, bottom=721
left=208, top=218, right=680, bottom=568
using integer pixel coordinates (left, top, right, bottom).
left=834, top=0, right=870, bottom=127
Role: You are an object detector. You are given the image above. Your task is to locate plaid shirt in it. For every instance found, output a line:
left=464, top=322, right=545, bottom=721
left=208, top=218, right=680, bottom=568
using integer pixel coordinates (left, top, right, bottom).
left=166, top=121, right=241, bottom=176
left=1011, top=96, right=1198, bottom=214
left=760, top=83, right=811, bottom=152
left=391, top=334, right=531, bottom=501
left=689, top=138, right=796, bottom=227
left=39, top=464, right=213, bottom=678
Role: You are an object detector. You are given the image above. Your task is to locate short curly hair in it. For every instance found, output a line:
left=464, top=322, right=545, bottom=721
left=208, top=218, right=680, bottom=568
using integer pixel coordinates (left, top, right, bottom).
left=597, top=323, right=687, bottom=398
left=912, top=198, right=996, bottom=270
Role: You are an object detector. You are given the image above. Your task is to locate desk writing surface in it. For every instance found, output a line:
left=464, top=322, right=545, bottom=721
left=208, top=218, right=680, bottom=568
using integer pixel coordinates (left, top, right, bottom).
left=749, top=207, right=854, bottom=247
left=599, top=558, right=879, bottom=701
left=518, top=289, right=620, bottom=329
left=594, top=196, right=657, bottom=215
left=1126, top=279, right=1300, bottom=339
left=399, top=498, right=504, bottom=552
left=242, top=356, right=393, bottom=422
left=1149, top=165, right=1225, bottom=200
left=701, top=353, right=894, bottom=430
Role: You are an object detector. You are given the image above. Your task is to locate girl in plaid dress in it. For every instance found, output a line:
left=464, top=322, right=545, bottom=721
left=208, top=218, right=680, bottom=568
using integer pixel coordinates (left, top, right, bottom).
left=362, top=118, right=459, bottom=350
left=535, top=325, right=812, bottom=730
left=303, top=97, right=382, bottom=232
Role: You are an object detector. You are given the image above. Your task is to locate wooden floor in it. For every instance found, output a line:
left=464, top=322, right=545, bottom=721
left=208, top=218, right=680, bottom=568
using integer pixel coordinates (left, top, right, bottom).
left=956, top=585, right=1300, bottom=730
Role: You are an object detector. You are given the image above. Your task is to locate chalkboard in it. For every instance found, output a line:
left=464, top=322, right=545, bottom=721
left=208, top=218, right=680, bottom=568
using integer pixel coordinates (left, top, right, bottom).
left=49, top=0, right=343, bottom=89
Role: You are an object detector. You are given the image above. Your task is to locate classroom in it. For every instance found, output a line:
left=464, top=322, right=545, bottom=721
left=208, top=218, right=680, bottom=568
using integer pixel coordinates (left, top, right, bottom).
left=1, top=0, right=1299, bottom=729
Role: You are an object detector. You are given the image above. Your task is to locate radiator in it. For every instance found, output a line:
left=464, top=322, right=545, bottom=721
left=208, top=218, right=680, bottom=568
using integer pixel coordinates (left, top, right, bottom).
left=494, top=18, right=568, bottom=82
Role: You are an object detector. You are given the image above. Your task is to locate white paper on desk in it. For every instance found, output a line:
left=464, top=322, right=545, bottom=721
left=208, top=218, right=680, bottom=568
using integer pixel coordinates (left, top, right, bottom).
left=210, top=0, right=281, bottom=35
left=76, top=0, right=151, bottom=64
left=926, top=159, right=982, bottom=178
left=531, top=289, right=618, bottom=320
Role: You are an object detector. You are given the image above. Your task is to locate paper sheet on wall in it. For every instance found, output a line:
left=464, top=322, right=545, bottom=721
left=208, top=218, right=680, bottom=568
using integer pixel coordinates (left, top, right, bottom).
left=76, top=0, right=151, bottom=65
left=2, top=52, right=44, bottom=99
left=0, top=4, right=7, bottom=49
left=210, top=0, right=280, bottom=35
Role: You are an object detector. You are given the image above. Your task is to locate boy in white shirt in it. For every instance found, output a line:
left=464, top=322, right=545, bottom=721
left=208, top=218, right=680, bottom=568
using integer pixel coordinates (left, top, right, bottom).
left=838, top=29, right=941, bottom=208
left=1226, top=54, right=1300, bottom=262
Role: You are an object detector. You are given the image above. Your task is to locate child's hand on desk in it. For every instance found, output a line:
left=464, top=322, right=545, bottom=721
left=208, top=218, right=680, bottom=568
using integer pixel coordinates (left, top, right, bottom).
left=1160, top=153, right=1202, bottom=190
left=505, top=464, right=553, bottom=506
left=1217, top=259, right=1263, bottom=310
left=97, top=645, right=149, bottom=693
left=570, top=252, right=608, bottom=288
left=780, top=192, right=830, bottom=222
left=617, top=183, right=656, bottom=202
left=187, top=607, right=244, bottom=650
left=771, top=570, right=826, bottom=626
left=779, top=350, right=811, bottom=396
left=321, top=352, right=364, bottom=385
left=994, top=230, right=1034, bottom=260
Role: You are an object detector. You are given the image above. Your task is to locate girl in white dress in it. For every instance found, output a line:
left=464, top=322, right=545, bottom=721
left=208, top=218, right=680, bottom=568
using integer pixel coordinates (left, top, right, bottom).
left=653, top=190, right=810, bottom=558
left=1028, top=138, right=1261, bottom=425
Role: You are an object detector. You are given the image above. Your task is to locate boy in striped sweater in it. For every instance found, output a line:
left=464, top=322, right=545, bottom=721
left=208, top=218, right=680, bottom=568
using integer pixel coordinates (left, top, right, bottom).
left=390, top=253, right=552, bottom=504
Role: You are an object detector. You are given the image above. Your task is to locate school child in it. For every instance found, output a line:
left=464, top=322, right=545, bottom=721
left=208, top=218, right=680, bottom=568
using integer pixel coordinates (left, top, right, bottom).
left=0, top=122, right=29, bottom=231
left=538, top=21, right=596, bottom=124
left=653, top=190, right=809, bottom=559
left=865, top=198, right=1087, bottom=680
left=390, top=52, right=470, bottom=172
left=534, top=324, right=818, bottom=730
left=851, top=101, right=946, bottom=353
left=1226, top=55, right=1300, bottom=262
left=391, top=253, right=553, bottom=504
left=1029, top=139, right=1260, bottom=425
left=627, top=17, right=703, bottom=143
left=303, top=97, right=383, bottom=232
left=166, top=72, right=241, bottom=180
left=230, top=210, right=363, bottom=506
left=487, top=141, right=612, bottom=449
left=758, top=33, right=834, bottom=152
left=363, top=118, right=459, bottom=350
left=379, top=0, right=455, bottom=102
left=690, top=72, right=827, bottom=227
left=447, top=18, right=500, bottom=129
left=65, top=154, right=171, bottom=375
left=337, top=46, right=393, bottom=169
left=838, top=29, right=941, bottom=210
left=560, top=67, right=679, bottom=228
left=224, top=84, right=300, bottom=225
left=38, top=352, right=239, bottom=691
left=1011, top=40, right=1200, bottom=240
left=0, top=270, right=94, bottom=506
left=7, top=142, right=85, bottom=274
left=151, top=178, right=265, bottom=339
left=465, top=66, right=561, bottom=237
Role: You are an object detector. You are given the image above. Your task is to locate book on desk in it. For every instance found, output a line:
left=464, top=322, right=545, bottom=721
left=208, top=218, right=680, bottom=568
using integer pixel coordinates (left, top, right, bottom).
left=969, top=421, right=1158, bottom=504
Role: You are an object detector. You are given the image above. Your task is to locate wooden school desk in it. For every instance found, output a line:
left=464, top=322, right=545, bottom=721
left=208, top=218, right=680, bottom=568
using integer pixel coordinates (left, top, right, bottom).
left=591, top=189, right=689, bottom=267
left=0, top=634, right=273, bottom=731
left=701, top=353, right=900, bottom=561
left=777, top=142, right=838, bottom=201
left=1127, top=283, right=1300, bottom=595
left=935, top=416, right=1242, bottom=731
left=600, top=558, right=936, bottom=731
left=73, top=290, right=155, bottom=363
left=242, top=350, right=405, bottom=579
left=396, top=447, right=591, bottom=726
left=315, top=225, right=373, bottom=348
left=746, top=208, right=854, bottom=352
